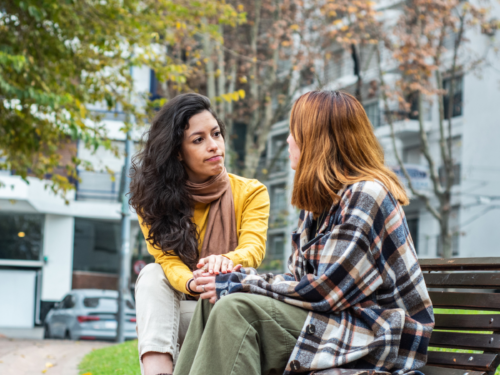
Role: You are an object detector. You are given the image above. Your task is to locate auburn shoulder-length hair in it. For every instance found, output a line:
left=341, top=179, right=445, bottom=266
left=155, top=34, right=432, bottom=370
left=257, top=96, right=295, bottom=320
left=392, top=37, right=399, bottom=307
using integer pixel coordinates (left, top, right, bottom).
left=290, top=90, right=409, bottom=214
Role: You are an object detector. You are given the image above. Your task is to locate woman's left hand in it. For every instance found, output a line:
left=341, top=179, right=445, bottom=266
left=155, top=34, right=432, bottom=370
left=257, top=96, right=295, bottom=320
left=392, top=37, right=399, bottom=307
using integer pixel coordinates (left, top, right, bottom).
left=194, top=275, right=218, bottom=304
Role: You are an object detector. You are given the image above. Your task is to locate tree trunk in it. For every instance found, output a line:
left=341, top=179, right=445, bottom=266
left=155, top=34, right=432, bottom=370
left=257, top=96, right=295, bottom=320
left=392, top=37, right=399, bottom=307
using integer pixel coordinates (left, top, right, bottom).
left=203, top=22, right=216, bottom=100
left=440, top=204, right=453, bottom=259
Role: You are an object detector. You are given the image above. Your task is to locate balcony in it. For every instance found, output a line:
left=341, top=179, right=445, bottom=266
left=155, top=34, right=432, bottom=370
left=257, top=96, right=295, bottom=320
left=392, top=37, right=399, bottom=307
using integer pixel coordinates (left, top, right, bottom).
left=374, top=110, right=432, bottom=139
left=75, top=170, right=121, bottom=203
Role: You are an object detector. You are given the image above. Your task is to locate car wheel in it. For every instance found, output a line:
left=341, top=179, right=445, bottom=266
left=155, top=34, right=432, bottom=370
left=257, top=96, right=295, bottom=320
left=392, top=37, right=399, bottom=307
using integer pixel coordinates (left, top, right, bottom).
left=43, top=324, right=51, bottom=339
left=64, top=329, right=71, bottom=340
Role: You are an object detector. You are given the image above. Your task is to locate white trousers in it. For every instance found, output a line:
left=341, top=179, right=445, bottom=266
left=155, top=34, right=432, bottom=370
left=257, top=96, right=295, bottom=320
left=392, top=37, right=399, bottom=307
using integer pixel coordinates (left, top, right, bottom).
left=135, top=263, right=197, bottom=373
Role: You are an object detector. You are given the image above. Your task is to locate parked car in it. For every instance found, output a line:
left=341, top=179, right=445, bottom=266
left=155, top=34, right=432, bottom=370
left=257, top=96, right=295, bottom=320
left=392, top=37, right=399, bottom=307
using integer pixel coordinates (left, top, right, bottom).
left=44, top=289, right=137, bottom=341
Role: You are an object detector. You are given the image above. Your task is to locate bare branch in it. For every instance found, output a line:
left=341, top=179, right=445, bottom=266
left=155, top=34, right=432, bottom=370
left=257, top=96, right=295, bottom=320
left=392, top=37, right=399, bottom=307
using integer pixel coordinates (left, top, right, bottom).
left=376, top=44, right=441, bottom=221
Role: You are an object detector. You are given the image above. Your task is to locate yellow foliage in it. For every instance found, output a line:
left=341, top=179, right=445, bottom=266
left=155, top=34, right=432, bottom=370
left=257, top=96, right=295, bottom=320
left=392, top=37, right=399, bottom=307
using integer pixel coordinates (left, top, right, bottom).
left=239, top=76, right=248, bottom=83
left=238, top=89, right=246, bottom=99
left=237, top=4, right=245, bottom=11
left=232, top=92, right=239, bottom=101
left=290, top=24, right=300, bottom=31
left=340, top=25, right=349, bottom=31
left=333, top=19, right=342, bottom=26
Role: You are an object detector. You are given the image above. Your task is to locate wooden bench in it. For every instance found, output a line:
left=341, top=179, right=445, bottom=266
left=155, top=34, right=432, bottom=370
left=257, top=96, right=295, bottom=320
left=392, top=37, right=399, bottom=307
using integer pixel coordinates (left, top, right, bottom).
left=310, top=257, right=500, bottom=375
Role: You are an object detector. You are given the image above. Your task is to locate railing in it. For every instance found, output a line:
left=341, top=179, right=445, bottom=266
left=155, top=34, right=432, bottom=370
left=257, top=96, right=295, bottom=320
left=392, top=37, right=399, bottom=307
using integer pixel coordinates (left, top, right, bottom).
left=75, top=170, right=121, bottom=203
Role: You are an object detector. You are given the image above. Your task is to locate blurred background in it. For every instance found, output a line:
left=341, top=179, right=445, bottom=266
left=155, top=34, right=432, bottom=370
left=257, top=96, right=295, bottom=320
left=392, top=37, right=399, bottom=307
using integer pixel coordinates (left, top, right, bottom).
left=0, top=0, right=499, bottom=340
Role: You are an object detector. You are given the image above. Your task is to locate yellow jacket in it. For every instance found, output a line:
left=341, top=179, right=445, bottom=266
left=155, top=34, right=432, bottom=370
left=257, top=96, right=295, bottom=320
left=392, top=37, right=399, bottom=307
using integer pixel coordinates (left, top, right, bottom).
left=139, top=173, right=270, bottom=295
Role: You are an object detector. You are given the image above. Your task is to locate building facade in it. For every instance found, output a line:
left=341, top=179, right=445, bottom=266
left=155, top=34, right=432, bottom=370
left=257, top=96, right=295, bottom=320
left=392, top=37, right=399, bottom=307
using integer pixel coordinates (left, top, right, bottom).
left=262, top=0, right=500, bottom=271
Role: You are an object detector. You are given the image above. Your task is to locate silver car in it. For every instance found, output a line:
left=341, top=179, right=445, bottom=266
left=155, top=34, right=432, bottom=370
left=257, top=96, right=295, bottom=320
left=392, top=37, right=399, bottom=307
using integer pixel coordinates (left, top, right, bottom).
left=44, top=289, right=137, bottom=341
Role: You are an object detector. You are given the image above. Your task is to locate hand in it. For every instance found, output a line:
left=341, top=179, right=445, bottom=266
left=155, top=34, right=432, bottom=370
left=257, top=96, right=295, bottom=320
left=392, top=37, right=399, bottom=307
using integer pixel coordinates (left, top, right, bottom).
left=197, top=255, right=236, bottom=275
left=193, top=276, right=217, bottom=304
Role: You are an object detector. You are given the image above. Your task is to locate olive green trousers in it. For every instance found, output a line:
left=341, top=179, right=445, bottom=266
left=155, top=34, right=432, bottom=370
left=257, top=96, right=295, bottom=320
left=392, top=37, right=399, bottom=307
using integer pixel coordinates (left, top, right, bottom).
left=173, top=293, right=309, bottom=375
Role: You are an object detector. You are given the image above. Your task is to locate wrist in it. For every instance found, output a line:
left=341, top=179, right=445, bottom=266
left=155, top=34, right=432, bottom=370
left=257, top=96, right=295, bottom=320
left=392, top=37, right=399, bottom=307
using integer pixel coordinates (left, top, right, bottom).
left=186, top=278, right=200, bottom=294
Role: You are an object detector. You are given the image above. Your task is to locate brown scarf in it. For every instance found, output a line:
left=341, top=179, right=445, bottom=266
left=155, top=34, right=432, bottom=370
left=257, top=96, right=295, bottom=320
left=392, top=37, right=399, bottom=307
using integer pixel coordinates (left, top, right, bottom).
left=185, top=168, right=238, bottom=265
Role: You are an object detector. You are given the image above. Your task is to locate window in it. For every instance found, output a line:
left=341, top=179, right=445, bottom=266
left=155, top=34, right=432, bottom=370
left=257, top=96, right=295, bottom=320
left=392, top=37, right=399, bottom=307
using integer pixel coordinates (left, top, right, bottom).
left=324, top=51, right=344, bottom=82
left=364, top=102, right=380, bottom=128
left=0, top=213, right=44, bottom=261
left=443, top=76, right=463, bottom=119
left=269, top=184, right=288, bottom=228
left=61, top=295, right=76, bottom=309
left=406, top=216, right=419, bottom=254
left=268, top=134, right=289, bottom=174
left=73, top=219, right=121, bottom=274
left=403, top=146, right=421, bottom=164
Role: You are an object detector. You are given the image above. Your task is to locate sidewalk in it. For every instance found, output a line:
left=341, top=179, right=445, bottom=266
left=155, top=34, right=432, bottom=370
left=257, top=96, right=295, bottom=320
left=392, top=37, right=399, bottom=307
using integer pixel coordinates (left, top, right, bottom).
left=0, top=337, right=112, bottom=375
left=0, top=327, right=44, bottom=340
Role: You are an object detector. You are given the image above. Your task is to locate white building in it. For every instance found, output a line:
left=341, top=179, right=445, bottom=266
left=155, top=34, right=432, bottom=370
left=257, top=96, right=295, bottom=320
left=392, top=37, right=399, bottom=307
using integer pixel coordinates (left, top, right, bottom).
left=262, top=0, right=500, bottom=270
left=0, top=67, right=153, bottom=329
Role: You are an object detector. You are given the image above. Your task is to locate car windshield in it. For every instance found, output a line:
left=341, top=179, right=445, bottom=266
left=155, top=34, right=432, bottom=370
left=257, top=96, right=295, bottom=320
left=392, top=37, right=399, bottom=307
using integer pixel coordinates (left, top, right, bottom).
left=83, top=297, right=134, bottom=309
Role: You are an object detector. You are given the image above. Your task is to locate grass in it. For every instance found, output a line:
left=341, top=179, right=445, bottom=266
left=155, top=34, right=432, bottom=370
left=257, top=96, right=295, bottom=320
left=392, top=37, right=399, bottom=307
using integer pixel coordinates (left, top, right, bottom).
left=79, top=339, right=140, bottom=375
left=78, top=309, right=500, bottom=375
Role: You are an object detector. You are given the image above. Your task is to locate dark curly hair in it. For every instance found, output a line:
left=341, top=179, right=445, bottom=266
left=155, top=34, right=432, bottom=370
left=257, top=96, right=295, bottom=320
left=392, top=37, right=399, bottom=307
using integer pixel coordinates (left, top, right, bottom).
left=129, top=93, right=225, bottom=270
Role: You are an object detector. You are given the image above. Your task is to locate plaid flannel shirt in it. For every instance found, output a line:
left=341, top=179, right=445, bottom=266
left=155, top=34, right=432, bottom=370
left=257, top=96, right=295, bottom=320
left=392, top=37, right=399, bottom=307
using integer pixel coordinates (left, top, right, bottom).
left=215, top=180, right=434, bottom=375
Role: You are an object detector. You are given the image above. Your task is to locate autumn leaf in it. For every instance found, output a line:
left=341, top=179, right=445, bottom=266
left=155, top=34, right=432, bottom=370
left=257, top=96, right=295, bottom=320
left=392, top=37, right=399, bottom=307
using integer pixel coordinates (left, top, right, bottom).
left=238, top=89, right=246, bottom=99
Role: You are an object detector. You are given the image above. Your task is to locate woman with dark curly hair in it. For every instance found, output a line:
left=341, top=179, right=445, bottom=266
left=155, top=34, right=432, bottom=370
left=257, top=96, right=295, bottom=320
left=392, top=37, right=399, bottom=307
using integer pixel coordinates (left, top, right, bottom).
left=129, top=93, right=270, bottom=375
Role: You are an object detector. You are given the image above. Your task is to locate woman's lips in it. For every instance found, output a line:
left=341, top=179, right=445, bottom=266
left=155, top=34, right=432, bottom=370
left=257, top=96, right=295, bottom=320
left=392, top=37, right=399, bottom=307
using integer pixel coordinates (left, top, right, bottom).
left=206, top=155, right=223, bottom=162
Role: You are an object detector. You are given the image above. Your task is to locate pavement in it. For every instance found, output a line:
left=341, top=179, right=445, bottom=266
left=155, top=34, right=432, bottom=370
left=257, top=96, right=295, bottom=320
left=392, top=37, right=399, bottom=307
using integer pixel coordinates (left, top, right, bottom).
left=0, top=335, right=112, bottom=375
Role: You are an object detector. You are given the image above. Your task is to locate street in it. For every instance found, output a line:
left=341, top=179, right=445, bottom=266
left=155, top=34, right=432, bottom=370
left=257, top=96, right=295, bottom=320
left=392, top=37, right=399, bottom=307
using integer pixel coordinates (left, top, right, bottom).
left=0, top=337, right=112, bottom=375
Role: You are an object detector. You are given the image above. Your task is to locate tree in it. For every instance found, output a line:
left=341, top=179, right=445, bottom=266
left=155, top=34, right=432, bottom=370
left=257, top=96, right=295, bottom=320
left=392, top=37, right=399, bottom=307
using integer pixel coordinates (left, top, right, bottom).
left=0, top=0, right=240, bottom=197
left=375, top=0, right=495, bottom=258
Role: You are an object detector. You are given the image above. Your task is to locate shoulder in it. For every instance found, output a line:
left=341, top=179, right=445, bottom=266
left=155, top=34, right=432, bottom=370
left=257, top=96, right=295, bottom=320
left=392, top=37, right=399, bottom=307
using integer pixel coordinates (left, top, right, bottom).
left=340, top=180, right=399, bottom=213
left=228, top=173, right=268, bottom=196
left=228, top=173, right=269, bottom=209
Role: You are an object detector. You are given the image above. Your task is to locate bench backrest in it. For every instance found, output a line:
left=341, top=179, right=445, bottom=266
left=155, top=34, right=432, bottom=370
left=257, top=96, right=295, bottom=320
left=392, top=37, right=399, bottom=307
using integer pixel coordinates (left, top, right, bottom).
left=418, top=257, right=500, bottom=375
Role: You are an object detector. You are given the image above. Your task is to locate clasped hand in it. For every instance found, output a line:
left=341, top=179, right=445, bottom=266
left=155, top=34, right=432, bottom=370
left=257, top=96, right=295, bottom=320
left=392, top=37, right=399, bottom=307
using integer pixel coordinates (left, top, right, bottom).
left=189, top=255, right=242, bottom=304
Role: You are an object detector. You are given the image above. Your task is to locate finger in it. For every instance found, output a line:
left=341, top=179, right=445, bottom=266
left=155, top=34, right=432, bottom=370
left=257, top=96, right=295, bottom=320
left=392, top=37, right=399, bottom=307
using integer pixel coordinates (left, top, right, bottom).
left=196, top=276, right=216, bottom=285
left=208, top=255, right=216, bottom=274
left=226, top=260, right=234, bottom=273
left=196, top=258, right=208, bottom=269
left=221, top=258, right=228, bottom=274
left=213, top=256, right=223, bottom=275
left=209, top=296, right=217, bottom=304
left=192, top=269, right=203, bottom=279
left=232, top=264, right=243, bottom=272
left=200, top=289, right=216, bottom=300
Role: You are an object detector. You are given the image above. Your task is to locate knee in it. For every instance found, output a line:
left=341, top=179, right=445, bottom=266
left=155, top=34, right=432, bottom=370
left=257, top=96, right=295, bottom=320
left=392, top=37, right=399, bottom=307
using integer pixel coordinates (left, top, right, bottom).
left=135, top=263, right=166, bottom=292
left=212, top=293, right=260, bottom=320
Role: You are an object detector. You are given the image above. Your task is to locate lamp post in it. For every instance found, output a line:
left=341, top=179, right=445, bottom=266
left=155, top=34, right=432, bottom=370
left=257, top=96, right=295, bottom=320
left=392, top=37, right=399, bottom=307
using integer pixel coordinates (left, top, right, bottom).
left=117, top=65, right=134, bottom=343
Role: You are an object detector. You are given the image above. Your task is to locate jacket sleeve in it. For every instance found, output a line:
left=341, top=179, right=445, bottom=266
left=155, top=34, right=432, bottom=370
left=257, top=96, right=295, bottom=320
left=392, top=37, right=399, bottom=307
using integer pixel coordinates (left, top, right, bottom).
left=222, top=180, right=270, bottom=268
left=215, top=182, right=403, bottom=313
left=138, top=216, right=194, bottom=295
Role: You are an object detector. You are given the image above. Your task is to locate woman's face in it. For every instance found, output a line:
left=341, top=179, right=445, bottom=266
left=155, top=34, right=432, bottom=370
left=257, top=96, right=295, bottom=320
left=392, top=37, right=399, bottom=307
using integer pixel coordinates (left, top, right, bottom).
left=180, top=110, right=225, bottom=183
left=287, top=133, right=300, bottom=170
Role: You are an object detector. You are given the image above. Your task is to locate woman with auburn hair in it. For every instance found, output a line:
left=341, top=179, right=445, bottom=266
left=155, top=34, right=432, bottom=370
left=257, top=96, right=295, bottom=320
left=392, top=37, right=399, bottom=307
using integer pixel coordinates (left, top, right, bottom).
left=129, top=93, right=269, bottom=375
left=174, top=91, right=434, bottom=375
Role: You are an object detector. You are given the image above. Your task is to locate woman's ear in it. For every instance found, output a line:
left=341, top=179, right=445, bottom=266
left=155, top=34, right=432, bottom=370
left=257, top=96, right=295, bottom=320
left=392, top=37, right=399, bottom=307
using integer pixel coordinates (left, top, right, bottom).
left=178, top=152, right=183, bottom=162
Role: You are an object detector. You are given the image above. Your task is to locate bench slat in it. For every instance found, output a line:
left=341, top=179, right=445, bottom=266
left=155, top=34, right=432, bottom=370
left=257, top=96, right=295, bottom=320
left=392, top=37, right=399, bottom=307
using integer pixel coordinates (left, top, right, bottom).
left=424, top=273, right=500, bottom=289
left=430, top=331, right=500, bottom=352
left=434, top=314, right=500, bottom=332
left=419, top=258, right=500, bottom=271
left=427, top=352, right=500, bottom=372
left=421, top=366, right=486, bottom=375
left=429, top=292, right=500, bottom=310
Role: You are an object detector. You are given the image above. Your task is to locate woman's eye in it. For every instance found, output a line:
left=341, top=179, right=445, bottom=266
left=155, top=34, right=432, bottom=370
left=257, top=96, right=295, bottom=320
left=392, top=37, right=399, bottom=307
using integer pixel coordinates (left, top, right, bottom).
left=214, top=131, right=221, bottom=137
left=194, top=137, right=203, bottom=144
